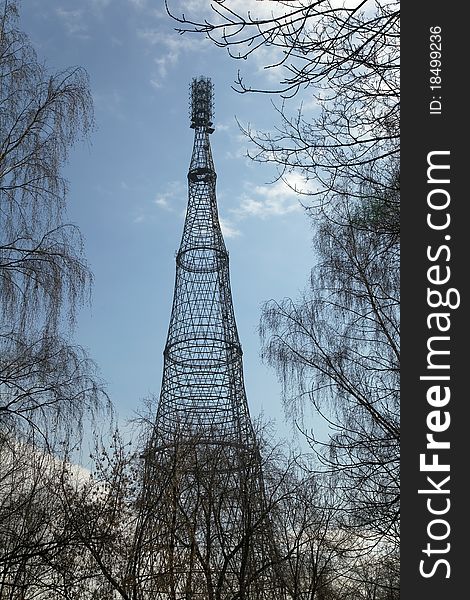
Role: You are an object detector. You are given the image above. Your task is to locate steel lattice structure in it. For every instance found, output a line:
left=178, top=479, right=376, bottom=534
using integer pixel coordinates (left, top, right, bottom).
left=155, top=77, right=253, bottom=446
left=142, top=77, right=284, bottom=600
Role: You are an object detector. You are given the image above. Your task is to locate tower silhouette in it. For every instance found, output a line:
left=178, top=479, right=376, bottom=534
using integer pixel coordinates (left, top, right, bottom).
left=155, top=77, right=253, bottom=446
left=144, top=77, right=283, bottom=600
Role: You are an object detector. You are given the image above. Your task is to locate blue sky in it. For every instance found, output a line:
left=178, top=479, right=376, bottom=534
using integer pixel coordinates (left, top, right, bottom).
left=22, top=0, right=320, bottom=446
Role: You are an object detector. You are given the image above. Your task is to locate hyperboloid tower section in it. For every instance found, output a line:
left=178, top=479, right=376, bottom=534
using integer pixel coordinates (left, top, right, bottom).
left=143, top=77, right=283, bottom=600
left=155, top=77, right=253, bottom=445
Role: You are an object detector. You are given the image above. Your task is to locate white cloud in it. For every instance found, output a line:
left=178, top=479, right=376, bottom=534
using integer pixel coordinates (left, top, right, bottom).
left=219, top=216, right=241, bottom=238
left=233, top=174, right=305, bottom=219
left=177, top=0, right=285, bottom=21
left=92, top=89, right=125, bottom=120
left=56, top=0, right=114, bottom=37
left=154, top=195, right=171, bottom=209
left=128, top=0, right=147, bottom=8
left=130, top=180, right=185, bottom=224
left=136, top=29, right=161, bottom=45
left=215, top=121, right=233, bottom=133
left=153, top=180, right=186, bottom=212
left=127, top=0, right=166, bottom=18
left=138, top=29, right=208, bottom=87
left=89, top=0, right=111, bottom=8
left=56, top=7, right=89, bottom=39
left=224, top=132, right=249, bottom=161
left=138, top=30, right=203, bottom=51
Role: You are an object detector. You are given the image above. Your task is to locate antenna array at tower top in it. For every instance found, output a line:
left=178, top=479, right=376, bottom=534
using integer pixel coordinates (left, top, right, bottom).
left=190, top=76, right=214, bottom=130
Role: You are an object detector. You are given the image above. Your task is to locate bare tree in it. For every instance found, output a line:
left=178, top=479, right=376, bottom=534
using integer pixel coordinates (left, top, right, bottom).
left=57, top=420, right=350, bottom=600
left=260, top=198, right=399, bottom=558
left=0, top=3, right=111, bottom=596
left=0, top=434, right=75, bottom=598
left=167, top=0, right=399, bottom=207
left=0, top=0, right=108, bottom=446
left=0, top=0, right=93, bottom=333
left=57, top=420, right=286, bottom=600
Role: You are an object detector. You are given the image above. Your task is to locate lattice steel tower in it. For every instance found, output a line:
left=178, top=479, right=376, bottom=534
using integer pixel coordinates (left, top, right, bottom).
left=155, top=78, right=253, bottom=445
left=143, top=77, right=283, bottom=600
